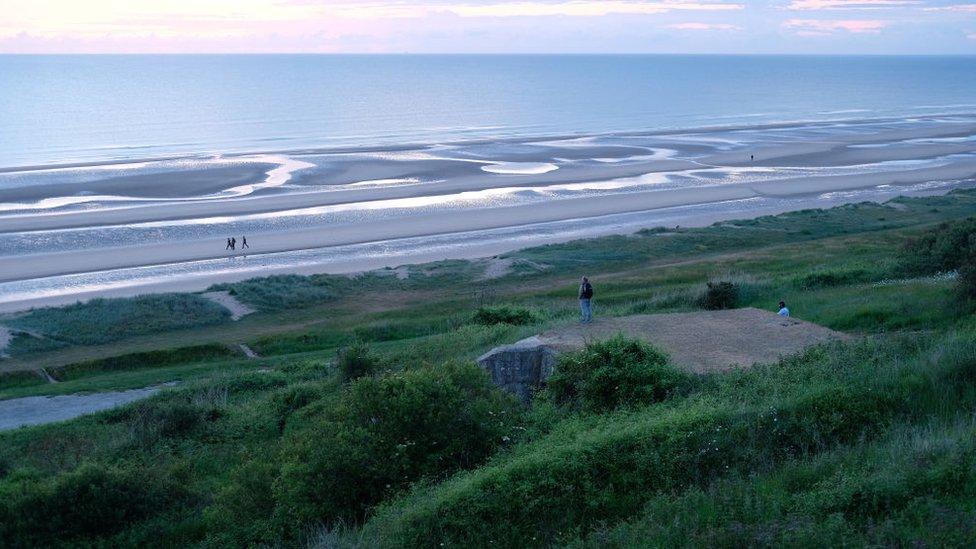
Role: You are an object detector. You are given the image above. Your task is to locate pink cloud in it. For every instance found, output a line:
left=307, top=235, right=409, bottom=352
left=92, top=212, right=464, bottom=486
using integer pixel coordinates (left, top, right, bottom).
left=783, top=18, right=889, bottom=34
left=667, top=22, right=741, bottom=30
left=923, top=4, right=976, bottom=12
left=786, top=0, right=918, bottom=9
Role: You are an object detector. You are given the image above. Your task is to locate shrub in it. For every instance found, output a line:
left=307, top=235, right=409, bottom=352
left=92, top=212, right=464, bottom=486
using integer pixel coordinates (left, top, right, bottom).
left=545, top=336, right=686, bottom=412
left=956, top=252, right=976, bottom=302
left=358, top=336, right=976, bottom=546
left=0, top=464, right=186, bottom=547
left=697, top=281, right=739, bottom=310
left=472, top=305, right=537, bottom=326
left=206, top=458, right=280, bottom=546
left=269, top=383, right=324, bottom=431
left=336, top=342, right=380, bottom=382
left=106, top=399, right=220, bottom=445
left=274, top=362, right=522, bottom=529
left=131, top=402, right=208, bottom=439
left=898, top=217, right=976, bottom=276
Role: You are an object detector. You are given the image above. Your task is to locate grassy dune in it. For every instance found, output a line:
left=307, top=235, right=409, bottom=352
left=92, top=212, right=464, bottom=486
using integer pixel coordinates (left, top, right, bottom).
left=2, top=189, right=976, bottom=547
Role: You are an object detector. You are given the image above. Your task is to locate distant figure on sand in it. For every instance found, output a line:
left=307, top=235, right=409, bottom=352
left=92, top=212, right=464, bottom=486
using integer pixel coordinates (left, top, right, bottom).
left=778, top=301, right=790, bottom=317
left=231, top=237, right=236, bottom=251
left=241, top=236, right=249, bottom=249
left=226, top=238, right=233, bottom=250
left=579, top=276, right=594, bottom=323
left=751, top=154, right=754, bottom=162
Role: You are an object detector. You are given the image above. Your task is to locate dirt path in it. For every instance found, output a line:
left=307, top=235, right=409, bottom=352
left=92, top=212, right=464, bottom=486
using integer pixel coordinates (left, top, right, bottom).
left=0, top=326, right=11, bottom=358
left=532, top=308, right=848, bottom=373
left=239, top=344, right=260, bottom=359
left=201, top=291, right=256, bottom=321
left=0, top=386, right=164, bottom=431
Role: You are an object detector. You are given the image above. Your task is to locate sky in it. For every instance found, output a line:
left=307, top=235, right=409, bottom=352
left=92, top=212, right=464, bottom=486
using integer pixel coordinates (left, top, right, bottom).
left=1, top=0, right=974, bottom=54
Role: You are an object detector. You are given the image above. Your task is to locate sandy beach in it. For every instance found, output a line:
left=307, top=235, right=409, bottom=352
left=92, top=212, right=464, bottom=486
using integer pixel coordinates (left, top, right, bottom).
left=2, top=114, right=976, bottom=311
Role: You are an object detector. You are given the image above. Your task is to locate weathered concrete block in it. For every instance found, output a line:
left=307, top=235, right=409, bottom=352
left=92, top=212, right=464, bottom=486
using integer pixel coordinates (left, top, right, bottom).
left=476, top=336, right=559, bottom=403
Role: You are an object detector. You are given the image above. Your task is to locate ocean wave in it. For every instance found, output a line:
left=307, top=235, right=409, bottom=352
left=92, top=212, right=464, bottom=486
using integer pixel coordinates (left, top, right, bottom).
left=0, top=155, right=314, bottom=214
left=481, top=162, right=559, bottom=175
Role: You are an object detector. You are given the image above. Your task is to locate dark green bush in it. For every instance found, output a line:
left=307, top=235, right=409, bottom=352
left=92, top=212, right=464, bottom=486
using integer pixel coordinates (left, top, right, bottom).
left=269, top=383, right=324, bottom=431
left=472, top=305, right=537, bottom=326
left=337, top=342, right=380, bottom=382
left=106, top=399, right=219, bottom=445
left=0, top=464, right=186, bottom=547
left=274, top=362, right=522, bottom=528
left=956, top=253, right=976, bottom=302
left=359, top=336, right=976, bottom=546
left=697, top=281, right=739, bottom=310
left=545, top=336, right=686, bottom=412
left=133, top=402, right=208, bottom=439
left=206, top=458, right=280, bottom=546
left=899, top=217, right=976, bottom=276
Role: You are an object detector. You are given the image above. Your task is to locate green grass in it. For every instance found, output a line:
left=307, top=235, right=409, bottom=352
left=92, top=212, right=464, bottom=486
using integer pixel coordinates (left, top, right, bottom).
left=2, top=191, right=976, bottom=547
left=2, top=294, right=230, bottom=350
left=355, top=333, right=976, bottom=546
left=572, top=415, right=976, bottom=547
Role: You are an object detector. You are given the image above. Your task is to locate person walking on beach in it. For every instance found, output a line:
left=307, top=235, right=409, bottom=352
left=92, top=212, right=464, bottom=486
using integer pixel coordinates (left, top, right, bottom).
left=241, top=236, right=249, bottom=249
left=226, top=238, right=233, bottom=250
left=231, top=237, right=236, bottom=251
left=579, top=276, right=594, bottom=324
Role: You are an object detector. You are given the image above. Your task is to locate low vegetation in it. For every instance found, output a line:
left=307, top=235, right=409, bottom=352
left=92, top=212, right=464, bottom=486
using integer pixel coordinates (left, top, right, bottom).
left=3, top=191, right=976, bottom=546
left=697, top=280, right=740, bottom=310
left=472, top=304, right=538, bottom=326
left=1, top=294, right=229, bottom=349
left=545, top=336, right=687, bottom=412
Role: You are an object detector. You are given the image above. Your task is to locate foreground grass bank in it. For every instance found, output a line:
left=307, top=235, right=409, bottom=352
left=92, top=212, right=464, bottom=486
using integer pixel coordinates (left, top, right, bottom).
left=2, top=189, right=976, bottom=547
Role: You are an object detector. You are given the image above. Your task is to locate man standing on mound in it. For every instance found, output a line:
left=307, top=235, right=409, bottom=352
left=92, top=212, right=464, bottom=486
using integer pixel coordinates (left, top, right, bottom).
left=579, top=276, right=594, bottom=323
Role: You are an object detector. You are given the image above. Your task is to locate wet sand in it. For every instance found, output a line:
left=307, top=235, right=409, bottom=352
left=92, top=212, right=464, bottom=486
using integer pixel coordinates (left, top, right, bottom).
left=2, top=115, right=976, bottom=311
left=0, top=164, right=276, bottom=202
left=3, top=157, right=976, bottom=284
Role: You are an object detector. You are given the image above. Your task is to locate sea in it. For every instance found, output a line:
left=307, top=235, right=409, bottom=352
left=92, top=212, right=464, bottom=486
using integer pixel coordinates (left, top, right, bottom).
left=3, top=55, right=976, bottom=169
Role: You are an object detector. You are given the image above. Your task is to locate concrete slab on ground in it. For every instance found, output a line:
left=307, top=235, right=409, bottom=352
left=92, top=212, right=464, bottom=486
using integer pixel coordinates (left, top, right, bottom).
left=478, top=308, right=848, bottom=402
left=534, top=307, right=847, bottom=373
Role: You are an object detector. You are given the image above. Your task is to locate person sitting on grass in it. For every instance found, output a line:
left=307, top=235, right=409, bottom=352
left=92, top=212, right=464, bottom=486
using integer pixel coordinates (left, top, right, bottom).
left=579, top=276, right=594, bottom=323
left=777, top=301, right=790, bottom=317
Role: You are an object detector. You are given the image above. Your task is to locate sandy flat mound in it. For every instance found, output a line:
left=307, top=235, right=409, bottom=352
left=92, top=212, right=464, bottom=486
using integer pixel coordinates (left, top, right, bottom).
left=536, top=307, right=847, bottom=373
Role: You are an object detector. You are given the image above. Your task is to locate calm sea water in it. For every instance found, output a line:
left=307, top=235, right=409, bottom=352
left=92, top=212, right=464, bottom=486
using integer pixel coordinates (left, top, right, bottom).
left=2, top=54, right=976, bottom=168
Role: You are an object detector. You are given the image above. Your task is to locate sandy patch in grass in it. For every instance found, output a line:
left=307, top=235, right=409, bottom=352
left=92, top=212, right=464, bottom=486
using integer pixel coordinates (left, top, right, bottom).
left=202, top=291, right=256, bottom=321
